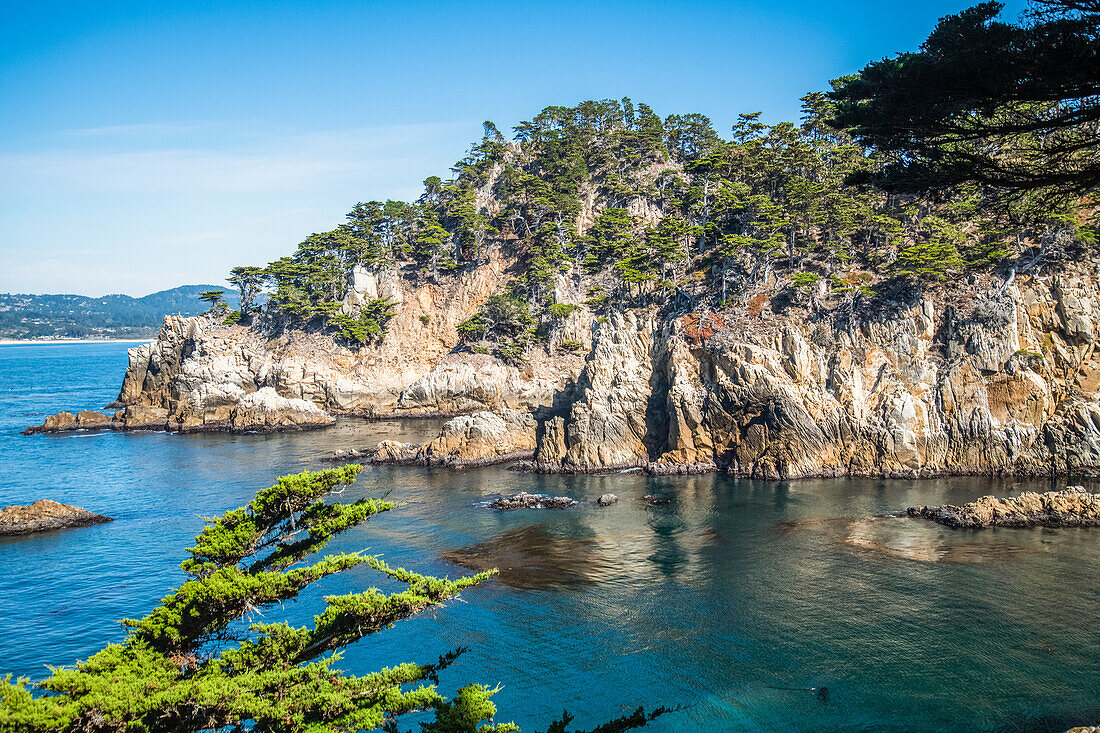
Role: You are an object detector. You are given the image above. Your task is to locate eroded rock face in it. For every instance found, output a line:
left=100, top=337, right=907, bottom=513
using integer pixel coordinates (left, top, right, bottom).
left=226, top=387, right=334, bottom=431
left=907, top=487, right=1100, bottom=528
left=419, top=409, right=536, bottom=466
left=534, top=267, right=1100, bottom=478
left=26, top=249, right=573, bottom=433
left=536, top=311, right=658, bottom=472
left=396, top=354, right=579, bottom=416
left=22, top=253, right=1100, bottom=478
left=0, top=500, right=113, bottom=535
left=361, top=409, right=536, bottom=467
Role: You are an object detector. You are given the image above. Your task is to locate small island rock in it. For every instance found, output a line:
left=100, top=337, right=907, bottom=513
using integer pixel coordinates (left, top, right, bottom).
left=0, top=500, right=113, bottom=536
left=597, top=494, right=618, bottom=506
left=489, top=492, right=577, bottom=511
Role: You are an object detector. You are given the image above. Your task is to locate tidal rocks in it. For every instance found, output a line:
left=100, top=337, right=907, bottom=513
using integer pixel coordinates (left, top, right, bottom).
left=0, top=500, right=112, bottom=536
left=907, top=487, right=1100, bottom=528
left=488, top=492, right=577, bottom=510
left=597, top=494, right=618, bottom=506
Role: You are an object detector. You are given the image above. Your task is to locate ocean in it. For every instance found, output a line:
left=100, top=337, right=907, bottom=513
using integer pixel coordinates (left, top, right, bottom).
left=1, top=342, right=1097, bottom=731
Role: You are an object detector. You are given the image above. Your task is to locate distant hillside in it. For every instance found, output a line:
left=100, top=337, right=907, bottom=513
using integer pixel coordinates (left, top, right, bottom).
left=0, top=285, right=240, bottom=340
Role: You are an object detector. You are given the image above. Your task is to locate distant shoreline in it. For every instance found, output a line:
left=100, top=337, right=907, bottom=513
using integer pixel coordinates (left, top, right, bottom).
left=0, top=338, right=151, bottom=346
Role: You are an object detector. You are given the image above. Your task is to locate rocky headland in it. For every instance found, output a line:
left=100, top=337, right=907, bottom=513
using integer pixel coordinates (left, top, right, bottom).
left=0, top=500, right=113, bottom=536
left=908, top=487, right=1100, bottom=528
left=20, top=96, right=1100, bottom=478
left=25, top=256, right=1100, bottom=479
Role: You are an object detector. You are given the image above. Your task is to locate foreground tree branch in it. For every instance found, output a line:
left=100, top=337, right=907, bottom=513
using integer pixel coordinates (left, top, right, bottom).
left=0, top=466, right=666, bottom=733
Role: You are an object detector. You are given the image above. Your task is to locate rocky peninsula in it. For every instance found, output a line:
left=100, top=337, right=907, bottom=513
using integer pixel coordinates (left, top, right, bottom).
left=0, top=500, right=113, bottom=536
left=24, top=253, right=1100, bottom=479
left=21, top=98, right=1100, bottom=480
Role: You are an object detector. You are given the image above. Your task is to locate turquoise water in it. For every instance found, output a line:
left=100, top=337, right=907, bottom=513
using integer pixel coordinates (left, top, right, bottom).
left=1, top=342, right=1098, bottom=732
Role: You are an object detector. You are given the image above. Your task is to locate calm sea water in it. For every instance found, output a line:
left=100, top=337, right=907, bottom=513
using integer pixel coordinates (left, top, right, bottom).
left=1, top=342, right=1098, bottom=732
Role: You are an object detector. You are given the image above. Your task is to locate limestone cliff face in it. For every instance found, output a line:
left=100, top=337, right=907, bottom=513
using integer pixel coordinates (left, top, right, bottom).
left=535, top=266, right=1100, bottom=478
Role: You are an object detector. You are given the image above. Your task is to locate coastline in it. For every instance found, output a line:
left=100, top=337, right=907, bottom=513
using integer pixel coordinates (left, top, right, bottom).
left=0, top=338, right=151, bottom=346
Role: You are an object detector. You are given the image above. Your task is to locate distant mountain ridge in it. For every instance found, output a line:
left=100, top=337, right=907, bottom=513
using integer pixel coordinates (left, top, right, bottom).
left=0, top=285, right=240, bottom=340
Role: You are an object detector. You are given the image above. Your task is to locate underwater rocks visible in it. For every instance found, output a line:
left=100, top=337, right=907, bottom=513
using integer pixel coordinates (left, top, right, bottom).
left=488, top=492, right=578, bottom=510
left=907, top=487, right=1100, bottom=528
left=0, top=500, right=113, bottom=536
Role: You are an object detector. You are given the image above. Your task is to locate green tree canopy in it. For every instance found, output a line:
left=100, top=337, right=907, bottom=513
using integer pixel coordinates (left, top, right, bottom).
left=830, top=0, right=1100, bottom=205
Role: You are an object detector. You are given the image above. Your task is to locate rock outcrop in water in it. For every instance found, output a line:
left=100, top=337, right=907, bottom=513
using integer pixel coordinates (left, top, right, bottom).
left=339, top=409, right=537, bottom=468
left=0, top=500, right=113, bottom=535
left=488, top=492, right=577, bottom=510
left=907, top=487, right=1100, bottom=528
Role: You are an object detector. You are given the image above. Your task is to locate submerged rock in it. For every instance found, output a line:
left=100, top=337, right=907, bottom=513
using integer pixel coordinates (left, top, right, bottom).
left=488, top=492, right=577, bottom=510
left=907, top=487, right=1100, bottom=528
left=442, top=524, right=610, bottom=590
left=0, top=500, right=113, bottom=536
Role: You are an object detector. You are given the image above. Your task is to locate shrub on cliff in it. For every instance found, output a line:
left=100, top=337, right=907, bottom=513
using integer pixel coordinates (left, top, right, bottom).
left=0, top=466, right=666, bottom=733
left=331, top=298, right=399, bottom=346
left=457, top=294, right=533, bottom=343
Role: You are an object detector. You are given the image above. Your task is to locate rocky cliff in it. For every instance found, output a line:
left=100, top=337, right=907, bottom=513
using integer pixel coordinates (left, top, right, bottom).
left=533, top=264, right=1100, bottom=478
left=25, top=257, right=1100, bottom=479
left=28, top=248, right=583, bottom=434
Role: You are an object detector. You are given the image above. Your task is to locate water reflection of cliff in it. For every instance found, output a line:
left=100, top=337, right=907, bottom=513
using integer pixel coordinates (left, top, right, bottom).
left=442, top=524, right=615, bottom=590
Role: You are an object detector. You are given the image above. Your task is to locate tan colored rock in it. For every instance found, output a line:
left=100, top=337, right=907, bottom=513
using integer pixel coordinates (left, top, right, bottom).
left=44, top=412, right=76, bottom=430
left=418, top=409, right=536, bottom=466
left=537, top=311, right=657, bottom=472
left=908, top=487, right=1100, bottom=528
left=226, top=387, right=334, bottom=431
left=120, top=404, right=169, bottom=429
left=0, top=499, right=113, bottom=535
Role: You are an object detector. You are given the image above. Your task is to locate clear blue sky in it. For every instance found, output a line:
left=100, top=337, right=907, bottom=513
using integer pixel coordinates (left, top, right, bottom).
left=0, top=0, right=1027, bottom=296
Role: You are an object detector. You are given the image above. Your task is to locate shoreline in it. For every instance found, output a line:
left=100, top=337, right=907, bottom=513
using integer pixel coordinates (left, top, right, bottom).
left=0, top=338, right=152, bottom=346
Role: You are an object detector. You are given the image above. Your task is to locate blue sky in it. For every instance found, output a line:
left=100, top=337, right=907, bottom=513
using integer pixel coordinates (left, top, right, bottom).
left=0, top=0, right=1027, bottom=296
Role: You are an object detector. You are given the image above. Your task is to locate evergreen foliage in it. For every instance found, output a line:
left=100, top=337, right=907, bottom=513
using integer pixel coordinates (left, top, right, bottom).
left=830, top=0, right=1100, bottom=205
left=227, top=85, right=1095, bottom=351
